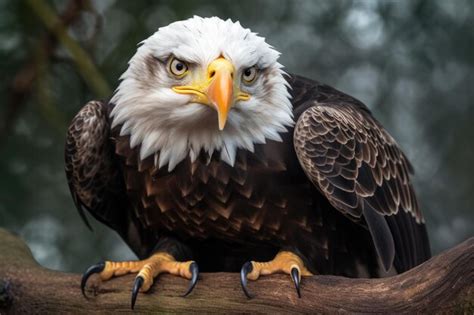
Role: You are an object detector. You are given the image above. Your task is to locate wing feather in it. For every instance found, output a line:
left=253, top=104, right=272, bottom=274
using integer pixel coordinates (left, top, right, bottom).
left=65, top=100, right=122, bottom=229
left=65, top=100, right=152, bottom=258
left=293, top=97, right=430, bottom=271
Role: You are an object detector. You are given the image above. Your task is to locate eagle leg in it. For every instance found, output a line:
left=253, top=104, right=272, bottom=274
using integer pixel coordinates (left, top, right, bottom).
left=80, top=253, right=198, bottom=310
left=240, top=250, right=312, bottom=299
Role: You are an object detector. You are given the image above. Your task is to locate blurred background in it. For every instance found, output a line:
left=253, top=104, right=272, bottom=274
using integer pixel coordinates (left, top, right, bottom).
left=0, top=0, right=472, bottom=273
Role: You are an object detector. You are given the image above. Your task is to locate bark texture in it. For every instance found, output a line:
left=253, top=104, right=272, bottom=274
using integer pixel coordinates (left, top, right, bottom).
left=0, top=228, right=472, bottom=314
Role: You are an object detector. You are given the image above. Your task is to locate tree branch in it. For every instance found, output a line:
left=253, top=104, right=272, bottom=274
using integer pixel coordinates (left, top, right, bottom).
left=0, top=228, right=472, bottom=314
left=0, top=0, right=91, bottom=145
left=26, top=0, right=111, bottom=98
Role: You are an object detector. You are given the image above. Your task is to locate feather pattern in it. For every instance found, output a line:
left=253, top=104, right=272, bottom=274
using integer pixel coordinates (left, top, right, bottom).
left=65, top=100, right=155, bottom=259
left=292, top=76, right=430, bottom=270
left=294, top=101, right=422, bottom=222
left=65, top=76, right=430, bottom=275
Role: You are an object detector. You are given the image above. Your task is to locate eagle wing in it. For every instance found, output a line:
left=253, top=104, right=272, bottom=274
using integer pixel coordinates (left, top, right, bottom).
left=65, top=100, right=151, bottom=258
left=293, top=83, right=430, bottom=272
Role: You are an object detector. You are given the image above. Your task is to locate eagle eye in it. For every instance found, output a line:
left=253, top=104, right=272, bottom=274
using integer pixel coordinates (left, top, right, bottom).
left=169, top=57, right=188, bottom=77
left=242, top=66, right=258, bottom=84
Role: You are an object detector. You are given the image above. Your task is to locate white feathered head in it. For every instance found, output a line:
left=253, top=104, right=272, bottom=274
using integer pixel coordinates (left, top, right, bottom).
left=111, top=16, right=293, bottom=171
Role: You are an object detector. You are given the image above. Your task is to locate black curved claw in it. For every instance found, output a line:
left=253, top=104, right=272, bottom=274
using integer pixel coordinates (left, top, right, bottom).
left=182, top=262, right=199, bottom=297
left=131, top=276, right=144, bottom=310
left=240, top=261, right=254, bottom=299
left=81, top=262, right=105, bottom=298
left=291, top=267, right=301, bottom=298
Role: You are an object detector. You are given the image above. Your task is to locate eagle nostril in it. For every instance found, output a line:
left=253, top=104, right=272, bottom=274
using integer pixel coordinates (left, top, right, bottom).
left=209, top=70, right=216, bottom=78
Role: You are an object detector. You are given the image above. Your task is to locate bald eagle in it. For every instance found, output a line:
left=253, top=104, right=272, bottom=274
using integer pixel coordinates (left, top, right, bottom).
left=66, top=16, right=430, bottom=308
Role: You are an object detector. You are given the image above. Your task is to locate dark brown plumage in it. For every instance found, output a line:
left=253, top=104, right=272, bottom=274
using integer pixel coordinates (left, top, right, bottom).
left=66, top=74, right=430, bottom=277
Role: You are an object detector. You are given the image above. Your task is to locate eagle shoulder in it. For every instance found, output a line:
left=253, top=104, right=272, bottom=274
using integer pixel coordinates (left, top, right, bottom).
left=292, top=85, right=430, bottom=272
left=65, top=100, right=124, bottom=230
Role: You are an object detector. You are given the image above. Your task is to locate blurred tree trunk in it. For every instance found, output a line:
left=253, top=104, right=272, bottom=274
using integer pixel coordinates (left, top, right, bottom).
left=1, top=0, right=109, bottom=145
left=0, top=229, right=472, bottom=314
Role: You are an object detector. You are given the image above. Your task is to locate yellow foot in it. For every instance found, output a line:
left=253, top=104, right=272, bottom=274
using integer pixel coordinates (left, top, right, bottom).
left=81, top=252, right=198, bottom=309
left=240, top=251, right=313, bottom=298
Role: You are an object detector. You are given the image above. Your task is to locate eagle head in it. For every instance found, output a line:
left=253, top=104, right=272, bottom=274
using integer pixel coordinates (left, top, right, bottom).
left=110, top=16, right=293, bottom=170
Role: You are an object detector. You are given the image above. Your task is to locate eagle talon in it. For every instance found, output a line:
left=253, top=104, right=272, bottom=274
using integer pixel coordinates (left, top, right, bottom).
left=81, top=262, right=105, bottom=298
left=240, top=261, right=254, bottom=299
left=291, top=267, right=301, bottom=298
left=239, top=251, right=312, bottom=299
left=182, top=262, right=199, bottom=297
left=131, top=276, right=144, bottom=310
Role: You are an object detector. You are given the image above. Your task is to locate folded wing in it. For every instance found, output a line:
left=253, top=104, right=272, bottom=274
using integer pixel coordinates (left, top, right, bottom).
left=294, top=101, right=430, bottom=272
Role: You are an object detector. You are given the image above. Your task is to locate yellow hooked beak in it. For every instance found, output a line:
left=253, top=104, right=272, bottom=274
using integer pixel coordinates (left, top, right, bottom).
left=172, top=57, right=250, bottom=130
